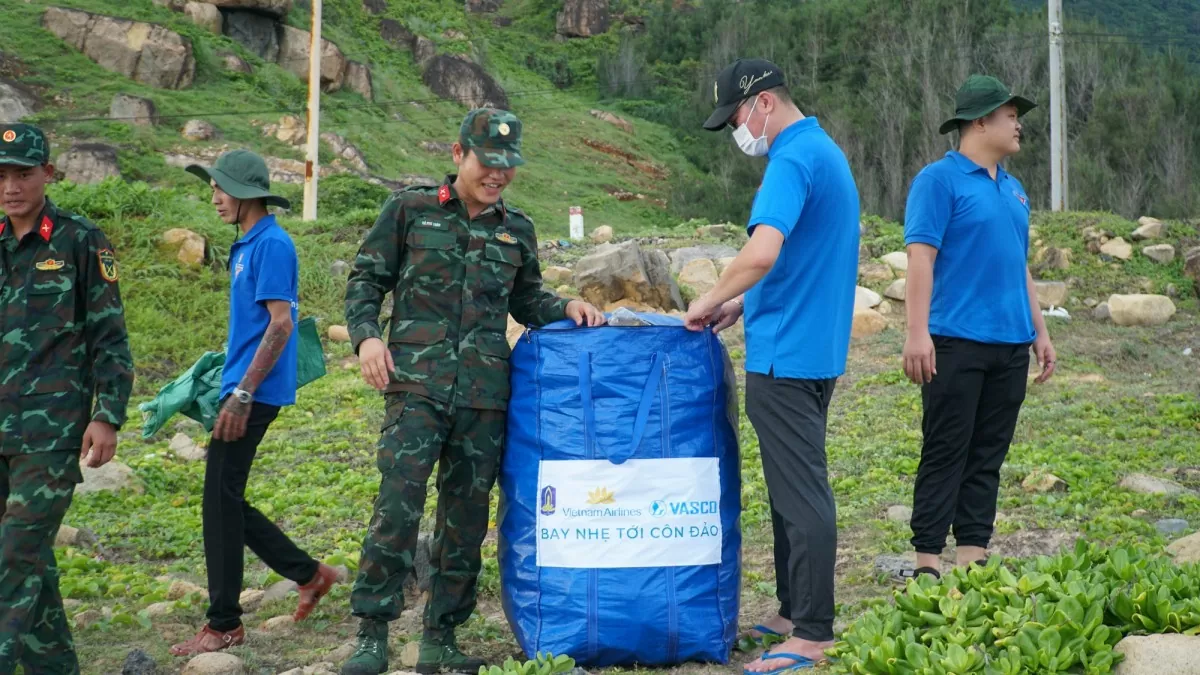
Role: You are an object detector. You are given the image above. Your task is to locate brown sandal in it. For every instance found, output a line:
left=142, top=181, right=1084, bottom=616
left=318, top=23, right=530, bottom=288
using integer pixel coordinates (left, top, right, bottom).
left=169, top=624, right=245, bottom=656
left=294, top=562, right=339, bottom=622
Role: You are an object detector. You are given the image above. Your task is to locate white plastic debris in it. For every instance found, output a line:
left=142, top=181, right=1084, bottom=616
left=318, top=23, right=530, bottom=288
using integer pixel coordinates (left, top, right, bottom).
left=1042, top=306, right=1071, bottom=320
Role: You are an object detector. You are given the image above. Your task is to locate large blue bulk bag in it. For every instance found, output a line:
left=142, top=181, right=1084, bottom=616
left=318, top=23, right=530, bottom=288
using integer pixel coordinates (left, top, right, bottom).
left=498, top=312, right=741, bottom=667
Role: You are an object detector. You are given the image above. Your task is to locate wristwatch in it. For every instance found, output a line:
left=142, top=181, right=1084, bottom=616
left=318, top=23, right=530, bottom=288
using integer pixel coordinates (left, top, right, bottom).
left=232, top=388, right=253, bottom=404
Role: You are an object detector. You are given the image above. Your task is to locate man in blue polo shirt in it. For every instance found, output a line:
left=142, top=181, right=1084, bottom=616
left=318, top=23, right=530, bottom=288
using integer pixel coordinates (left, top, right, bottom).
left=170, top=150, right=338, bottom=656
left=901, top=75, right=1056, bottom=581
left=685, top=58, right=860, bottom=671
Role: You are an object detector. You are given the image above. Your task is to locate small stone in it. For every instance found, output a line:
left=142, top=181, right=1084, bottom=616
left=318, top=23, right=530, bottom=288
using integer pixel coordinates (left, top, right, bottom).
left=886, top=505, right=912, bottom=522
left=851, top=308, right=887, bottom=339
left=274, top=115, right=307, bottom=146
left=1167, top=284, right=1179, bottom=298
left=182, top=120, right=216, bottom=141
left=169, top=433, right=205, bottom=461
left=399, top=641, right=421, bottom=668
left=238, top=589, right=265, bottom=612
left=110, top=94, right=157, bottom=126
left=542, top=266, right=573, bottom=286
left=327, top=325, right=350, bottom=343
left=884, top=279, right=907, bottom=302
left=146, top=601, right=175, bottom=618
left=1107, top=294, right=1176, bottom=327
left=695, top=224, right=730, bottom=238
left=715, top=256, right=736, bottom=273
left=590, top=225, right=613, bottom=244
left=858, top=262, right=894, bottom=283
left=1113, top=634, right=1200, bottom=674
left=1167, top=532, right=1200, bottom=564
left=78, top=461, right=144, bottom=495
left=161, top=228, right=207, bottom=267
left=1038, top=247, right=1072, bottom=270
left=1093, top=303, right=1111, bottom=321
left=74, top=609, right=104, bottom=630
left=1119, top=473, right=1195, bottom=497
left=1142, top=244, right=1176, bottom=264
left=261, top=615, right=295, bottom=632
left=873, top=553, right=917, bottom=578
left=1083, top=297, right=1099, bottom=308
left=1034, top=281, right=1069, bottom=309
left=1100, top=237, right=1133, bottom=260
left=1185, top=348, right=1194, bottom=357
left=678, top=259, right=719, bottom=298
left=168, top=580, right=205, bottom=601
left=1155, top=518, right=1189, bottom=535
left=55, top=525, right=81, bottom=547
left=121, top=648, right=158, bottom=675
left=329, top=642, right=358, bottom=663
left=331, top=260, right=350, bottom=276
left=881, top=251, right=908, bottom=276
left=1132, top=509, right=1149, bottom=518
left=1023, top=471, right=1068, bottom=493
left=854, top=286, right=882, bottom=310
left=261, top=579, right=298, bottom=604
left=1131, top=217, right=1164, bottom=240
left=181, top=652, right=244, bottom=675
left=876, top=300, right=893, bottom=315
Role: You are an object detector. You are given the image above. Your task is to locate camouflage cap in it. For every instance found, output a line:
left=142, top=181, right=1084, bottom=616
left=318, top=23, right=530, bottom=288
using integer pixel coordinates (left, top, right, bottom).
left=459, top=108, right=524, bottom=168
left=0, top=124, right=49, bottom=167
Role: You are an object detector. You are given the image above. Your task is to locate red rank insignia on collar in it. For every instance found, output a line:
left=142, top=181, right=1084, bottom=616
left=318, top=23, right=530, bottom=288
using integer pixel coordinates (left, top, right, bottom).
left=438, top=184, right=451, bottom=205
left=39, top=216, right=54, bottom=241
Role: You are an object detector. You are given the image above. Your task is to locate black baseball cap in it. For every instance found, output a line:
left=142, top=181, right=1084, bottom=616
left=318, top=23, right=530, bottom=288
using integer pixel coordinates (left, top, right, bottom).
left=703, top=58, right=787, bottom=131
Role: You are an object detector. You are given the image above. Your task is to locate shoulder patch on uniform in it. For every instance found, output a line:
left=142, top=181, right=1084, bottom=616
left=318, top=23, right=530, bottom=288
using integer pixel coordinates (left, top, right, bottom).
left=97, top=249, right=118, bottom=282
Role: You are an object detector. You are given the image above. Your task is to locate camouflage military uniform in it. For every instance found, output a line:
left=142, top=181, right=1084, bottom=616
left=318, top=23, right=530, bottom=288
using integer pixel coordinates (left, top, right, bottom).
left=0, top=124, right=134, bottom=673
left=345, top=110, right=568, bottom=650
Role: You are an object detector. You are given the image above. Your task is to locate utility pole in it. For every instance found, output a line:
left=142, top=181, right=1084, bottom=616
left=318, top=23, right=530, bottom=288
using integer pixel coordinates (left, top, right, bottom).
left=1048, top=0, right=1068, bottom=211
left=303, top=0, right=323, bottom=221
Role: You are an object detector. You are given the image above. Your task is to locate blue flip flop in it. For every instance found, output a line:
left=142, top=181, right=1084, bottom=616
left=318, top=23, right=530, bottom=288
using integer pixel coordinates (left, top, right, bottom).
left=743, top=652, right=817, bottom=675
left=752, top=624, right=784, bottom=640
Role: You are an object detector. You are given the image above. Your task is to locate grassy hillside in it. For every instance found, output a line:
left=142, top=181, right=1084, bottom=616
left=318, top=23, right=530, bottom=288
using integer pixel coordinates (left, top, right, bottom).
left=4, top=0, right=692, bottom=236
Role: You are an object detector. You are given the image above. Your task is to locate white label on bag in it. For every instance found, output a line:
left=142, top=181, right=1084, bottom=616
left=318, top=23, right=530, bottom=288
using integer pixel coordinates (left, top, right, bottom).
left=535, top=458, right=722, bottom=568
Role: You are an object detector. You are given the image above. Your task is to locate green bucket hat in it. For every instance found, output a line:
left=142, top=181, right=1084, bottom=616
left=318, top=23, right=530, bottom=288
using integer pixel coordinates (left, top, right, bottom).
left=939, top=75, right=1037, bottom=135
left=0, top=123, right=50, bottom=167
left=185, top=149, right=290, bottom=209
left=459, top=108, right=524, bottom=168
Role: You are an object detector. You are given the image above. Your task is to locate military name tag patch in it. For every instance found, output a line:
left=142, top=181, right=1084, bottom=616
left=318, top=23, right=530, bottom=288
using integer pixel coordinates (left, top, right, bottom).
left=418, top=219, right=446, bottom=230
left=35, top=258, right=65, bottom=271
left=495, top=232, right=517, bottom=245
left=97, top=249, right=118, bottom=282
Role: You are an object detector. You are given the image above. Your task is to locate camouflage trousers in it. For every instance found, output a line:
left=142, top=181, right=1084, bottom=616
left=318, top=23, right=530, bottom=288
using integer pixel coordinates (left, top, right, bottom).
left=351, top=393, right=504, bottom=641
left=0, top=452, right=82, bottom=675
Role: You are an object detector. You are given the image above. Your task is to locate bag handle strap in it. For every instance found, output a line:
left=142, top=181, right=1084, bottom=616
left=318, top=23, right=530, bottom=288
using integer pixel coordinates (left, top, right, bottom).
left=578, top=351, right=664, bottom=465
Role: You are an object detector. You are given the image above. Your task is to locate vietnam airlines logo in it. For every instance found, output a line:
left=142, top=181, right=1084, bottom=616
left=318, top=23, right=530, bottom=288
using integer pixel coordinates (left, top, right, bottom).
left=586, top=487, right=615, bottom=505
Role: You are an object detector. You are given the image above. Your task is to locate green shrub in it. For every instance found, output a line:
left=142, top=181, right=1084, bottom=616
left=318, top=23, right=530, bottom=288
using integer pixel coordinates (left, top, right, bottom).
left=829, top=541, right=1200, bottom=674
left=480, top=652, right=576, bottom=675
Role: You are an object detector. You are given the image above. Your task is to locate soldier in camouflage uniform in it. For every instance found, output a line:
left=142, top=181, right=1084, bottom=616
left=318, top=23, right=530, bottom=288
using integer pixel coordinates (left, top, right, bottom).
left=0, top=123, right=134, bottom=673
left=341, top=109, right=605, bottom=675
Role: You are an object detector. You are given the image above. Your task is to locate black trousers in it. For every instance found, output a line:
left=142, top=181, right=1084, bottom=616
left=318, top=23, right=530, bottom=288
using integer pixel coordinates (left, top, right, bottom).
left=204, top=401, right=318, bottom=631
left=910, top=336, right=1030, bottom=555
left=746, top=373, right=837, bottom=643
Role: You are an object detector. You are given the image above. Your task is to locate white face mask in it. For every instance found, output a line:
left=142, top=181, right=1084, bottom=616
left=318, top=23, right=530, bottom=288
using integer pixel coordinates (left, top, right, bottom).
left=732, top=96, right=769, bottom=157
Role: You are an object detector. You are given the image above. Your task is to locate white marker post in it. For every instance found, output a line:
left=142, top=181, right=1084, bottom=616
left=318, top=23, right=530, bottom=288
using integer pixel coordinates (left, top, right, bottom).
left=569, top=206, right=584, bottom=241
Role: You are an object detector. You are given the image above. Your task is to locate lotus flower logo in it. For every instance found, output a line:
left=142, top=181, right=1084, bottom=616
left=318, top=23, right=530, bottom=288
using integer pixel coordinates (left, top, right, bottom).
left=586, top=487, right=615, bottom=505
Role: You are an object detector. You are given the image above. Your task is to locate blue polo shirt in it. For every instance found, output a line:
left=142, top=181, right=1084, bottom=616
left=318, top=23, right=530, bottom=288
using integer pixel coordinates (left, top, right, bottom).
left=904, top=151, right=1036, bottom=345
left=744, top=117, right=861, bottom=380
left=222, top=214, right=299, bottom=407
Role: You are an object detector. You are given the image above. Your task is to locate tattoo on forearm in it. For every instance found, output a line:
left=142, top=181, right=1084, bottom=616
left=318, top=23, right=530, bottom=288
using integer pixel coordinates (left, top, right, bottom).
left=237, top=319, right=291, bottom=399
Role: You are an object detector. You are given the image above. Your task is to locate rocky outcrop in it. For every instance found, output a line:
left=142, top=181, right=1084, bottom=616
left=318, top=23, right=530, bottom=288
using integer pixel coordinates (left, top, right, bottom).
left=42, top=7, right=195, bottom=89
left=421, top=55, right=508, bottom=109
